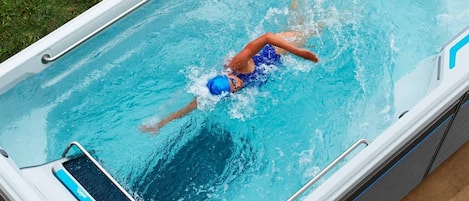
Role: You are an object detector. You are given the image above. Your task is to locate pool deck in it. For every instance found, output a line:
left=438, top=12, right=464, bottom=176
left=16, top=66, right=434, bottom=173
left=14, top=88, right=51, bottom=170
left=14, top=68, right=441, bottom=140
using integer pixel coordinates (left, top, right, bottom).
left=403, top=140, right=469, bottom=201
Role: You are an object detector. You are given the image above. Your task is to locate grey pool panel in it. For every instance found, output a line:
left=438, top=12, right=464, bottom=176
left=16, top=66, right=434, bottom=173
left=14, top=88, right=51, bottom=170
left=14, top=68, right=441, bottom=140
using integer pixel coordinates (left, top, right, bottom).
left=347, top=102, right=458, bottom=201
left=430, top=92, right=469, bottom=172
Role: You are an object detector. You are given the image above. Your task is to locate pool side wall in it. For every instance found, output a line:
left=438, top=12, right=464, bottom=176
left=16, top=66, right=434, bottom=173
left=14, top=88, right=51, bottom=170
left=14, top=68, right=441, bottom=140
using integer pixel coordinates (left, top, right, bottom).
left=0, top=148, right=46, bottom=201
left=305, top=26, right=469, bottom=200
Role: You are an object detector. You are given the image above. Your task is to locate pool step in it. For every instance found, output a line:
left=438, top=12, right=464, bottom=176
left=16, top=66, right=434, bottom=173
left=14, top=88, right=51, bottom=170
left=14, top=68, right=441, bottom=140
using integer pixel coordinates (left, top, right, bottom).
left=54, top=155, right=131, bottom=201
left=17, top=141, right=135, bottom=201
left=54, top=141, right=135, bottom=201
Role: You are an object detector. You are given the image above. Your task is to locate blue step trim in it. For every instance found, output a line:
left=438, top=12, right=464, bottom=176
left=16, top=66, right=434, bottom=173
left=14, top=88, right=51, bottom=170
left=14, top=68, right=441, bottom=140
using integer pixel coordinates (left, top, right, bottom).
left=55, top=169, right=94, bottom=201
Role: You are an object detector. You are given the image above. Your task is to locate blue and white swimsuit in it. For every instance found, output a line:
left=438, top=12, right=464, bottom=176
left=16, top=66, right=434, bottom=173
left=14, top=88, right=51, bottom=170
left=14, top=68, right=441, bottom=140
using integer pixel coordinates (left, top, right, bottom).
left=236, top=44, right=282, bottom=87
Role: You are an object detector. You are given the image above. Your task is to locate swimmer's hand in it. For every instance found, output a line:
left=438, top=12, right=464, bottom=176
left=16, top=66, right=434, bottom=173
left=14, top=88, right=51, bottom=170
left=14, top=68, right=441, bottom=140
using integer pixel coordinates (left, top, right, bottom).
left=296, top=48, right=319, bottom=63
left=140, top=98, right=197, bottom=134
left=140, top=124, right=159, bottom=134
left=140, top=119, right=170, bottom=134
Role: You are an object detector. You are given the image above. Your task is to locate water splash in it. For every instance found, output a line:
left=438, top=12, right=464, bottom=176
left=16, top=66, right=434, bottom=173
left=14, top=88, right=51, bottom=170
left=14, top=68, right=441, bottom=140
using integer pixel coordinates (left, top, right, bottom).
left=185, top=67, right=224, bottom=111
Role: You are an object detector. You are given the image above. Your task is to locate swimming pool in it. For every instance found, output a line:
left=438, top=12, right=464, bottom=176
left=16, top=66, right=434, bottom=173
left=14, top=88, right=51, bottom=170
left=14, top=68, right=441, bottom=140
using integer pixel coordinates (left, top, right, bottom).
left=1, top=0, right=468, bottom=200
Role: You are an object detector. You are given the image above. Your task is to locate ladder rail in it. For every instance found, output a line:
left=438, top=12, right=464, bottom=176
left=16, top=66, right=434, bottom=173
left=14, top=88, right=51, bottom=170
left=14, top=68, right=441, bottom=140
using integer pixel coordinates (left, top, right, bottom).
left=288, top=139, right=370, bottom=201
left=41, top=0, right=149, bottom=64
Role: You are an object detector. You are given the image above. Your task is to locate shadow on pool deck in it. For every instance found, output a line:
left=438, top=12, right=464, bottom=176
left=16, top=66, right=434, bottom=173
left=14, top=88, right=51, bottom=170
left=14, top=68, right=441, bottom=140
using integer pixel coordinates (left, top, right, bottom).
left=403, top=140, right=469, bottom=201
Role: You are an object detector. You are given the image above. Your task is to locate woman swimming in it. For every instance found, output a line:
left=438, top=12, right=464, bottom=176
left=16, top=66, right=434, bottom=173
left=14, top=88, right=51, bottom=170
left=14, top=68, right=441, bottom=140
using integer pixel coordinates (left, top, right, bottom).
left=141, top=1, right=320, bottom=133
left=140, top=31, right=319, bottom=133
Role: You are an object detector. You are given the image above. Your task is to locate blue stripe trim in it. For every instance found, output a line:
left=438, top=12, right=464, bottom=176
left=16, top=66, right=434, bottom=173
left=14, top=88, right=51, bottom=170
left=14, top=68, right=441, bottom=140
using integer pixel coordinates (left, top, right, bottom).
left=449, top=34, right=469, bottom=69
left=55, top=169, right=94, bottom=201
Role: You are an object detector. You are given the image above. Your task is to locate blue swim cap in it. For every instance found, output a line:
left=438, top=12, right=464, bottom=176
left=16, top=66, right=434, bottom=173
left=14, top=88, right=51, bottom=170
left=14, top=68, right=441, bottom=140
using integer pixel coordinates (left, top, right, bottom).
left=206, top=75, right=230, bottom=95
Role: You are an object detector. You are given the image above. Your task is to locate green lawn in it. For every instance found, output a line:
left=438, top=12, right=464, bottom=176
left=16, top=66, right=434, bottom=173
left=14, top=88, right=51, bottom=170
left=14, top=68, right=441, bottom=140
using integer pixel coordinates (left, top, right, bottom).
left=0, top=0, right=100, bottom=63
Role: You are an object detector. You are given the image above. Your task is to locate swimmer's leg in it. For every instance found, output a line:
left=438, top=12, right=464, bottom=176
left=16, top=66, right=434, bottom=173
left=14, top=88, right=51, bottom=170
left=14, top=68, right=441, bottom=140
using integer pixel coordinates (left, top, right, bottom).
left=273, top=0, right=325, bottom=55
left=288, top=0, right=303, bottom=29
left=286, top=0, right=324, bottom=41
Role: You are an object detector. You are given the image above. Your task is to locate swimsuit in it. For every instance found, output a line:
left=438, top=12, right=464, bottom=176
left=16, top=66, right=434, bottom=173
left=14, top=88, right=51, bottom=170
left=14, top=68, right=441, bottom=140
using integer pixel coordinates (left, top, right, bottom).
left=236, top=44, right=282, bottom=87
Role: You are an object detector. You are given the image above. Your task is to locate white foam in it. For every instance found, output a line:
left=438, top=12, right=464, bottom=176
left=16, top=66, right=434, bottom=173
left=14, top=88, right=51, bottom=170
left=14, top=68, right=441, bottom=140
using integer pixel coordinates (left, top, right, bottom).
left=141, top=116, right=161, bottom=127
left=298, top=147, right=321, bottom=183
left=266, top=7, right=288, bottom=19
left=229, top=87, right=270, bottom=121
left=185, top=67, right=225, bottom=111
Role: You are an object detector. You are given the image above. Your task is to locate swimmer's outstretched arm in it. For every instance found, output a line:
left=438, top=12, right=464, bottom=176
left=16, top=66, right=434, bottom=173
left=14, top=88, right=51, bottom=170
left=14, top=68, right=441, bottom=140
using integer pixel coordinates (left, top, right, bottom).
left=140, top=98, right=198, bottom=134
left=228, top=32, right=319, bottom=72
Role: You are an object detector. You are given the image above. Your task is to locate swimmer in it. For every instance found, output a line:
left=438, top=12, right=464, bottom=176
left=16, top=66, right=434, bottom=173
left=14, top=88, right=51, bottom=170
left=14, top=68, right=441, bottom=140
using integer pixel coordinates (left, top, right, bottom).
left=141, top=1, right=320, bottom=133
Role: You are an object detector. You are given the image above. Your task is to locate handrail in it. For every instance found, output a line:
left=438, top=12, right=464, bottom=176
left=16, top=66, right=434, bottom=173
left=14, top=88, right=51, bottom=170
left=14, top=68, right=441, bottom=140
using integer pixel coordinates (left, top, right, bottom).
left=62, top=141, right=135, bottom=201
left=41, top=0, right=149, bottom=64
left=287, top=139, right=370, bottom=201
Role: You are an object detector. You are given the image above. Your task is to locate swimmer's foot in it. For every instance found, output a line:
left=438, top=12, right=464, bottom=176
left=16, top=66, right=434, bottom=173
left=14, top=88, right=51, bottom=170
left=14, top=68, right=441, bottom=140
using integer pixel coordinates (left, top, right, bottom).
left=291, top=0, right=298, bottom=9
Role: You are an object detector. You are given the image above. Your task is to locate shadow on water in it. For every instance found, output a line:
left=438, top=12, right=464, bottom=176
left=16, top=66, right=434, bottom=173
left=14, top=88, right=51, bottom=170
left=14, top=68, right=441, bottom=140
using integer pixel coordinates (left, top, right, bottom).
left=132, top=121, right=257, bottom=200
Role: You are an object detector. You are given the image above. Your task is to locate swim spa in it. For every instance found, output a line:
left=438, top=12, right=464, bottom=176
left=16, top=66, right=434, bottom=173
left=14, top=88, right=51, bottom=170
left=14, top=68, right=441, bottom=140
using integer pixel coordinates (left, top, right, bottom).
left=1, top=0, right=469, bottom=200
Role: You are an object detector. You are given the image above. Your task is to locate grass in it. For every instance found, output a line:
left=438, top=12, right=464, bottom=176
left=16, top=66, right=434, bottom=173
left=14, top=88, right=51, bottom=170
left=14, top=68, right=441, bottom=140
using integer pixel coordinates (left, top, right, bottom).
left=0, top=0, right=100, bottom=63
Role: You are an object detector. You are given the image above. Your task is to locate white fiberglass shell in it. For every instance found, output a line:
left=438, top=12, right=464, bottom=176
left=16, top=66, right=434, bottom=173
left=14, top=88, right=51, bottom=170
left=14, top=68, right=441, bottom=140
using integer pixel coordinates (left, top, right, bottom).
left=306, top=26, right=469, bottom=200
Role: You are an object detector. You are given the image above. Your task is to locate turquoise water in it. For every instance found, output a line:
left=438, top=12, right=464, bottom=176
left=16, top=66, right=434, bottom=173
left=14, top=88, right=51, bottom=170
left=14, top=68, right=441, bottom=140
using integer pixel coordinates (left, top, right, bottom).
left=1, top=0, right=468, bottom=200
